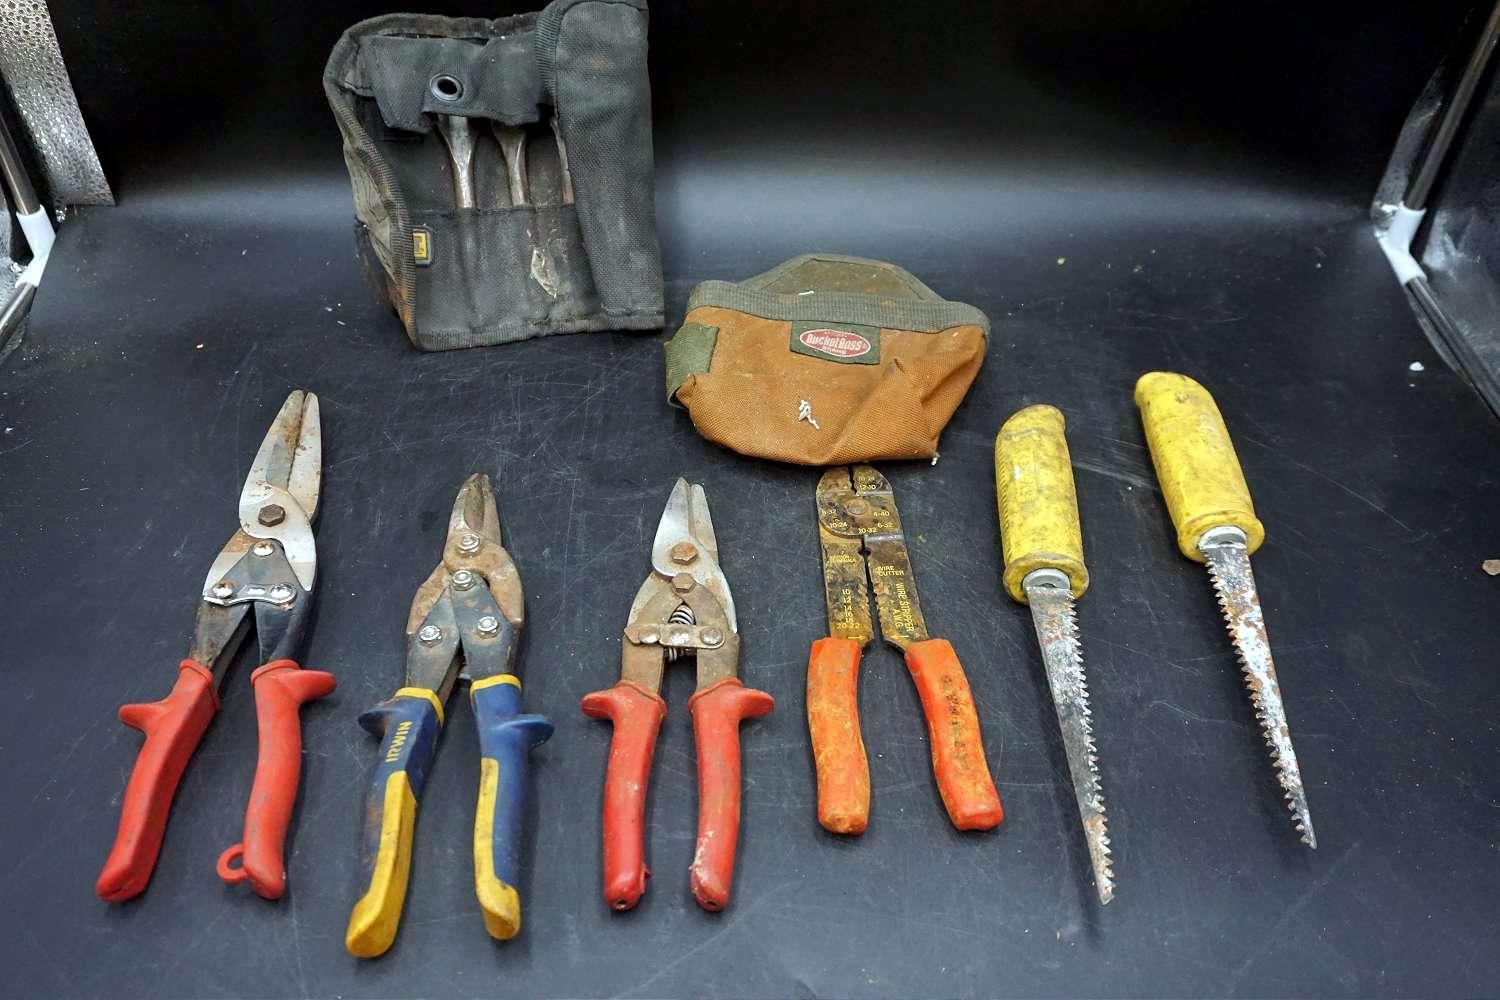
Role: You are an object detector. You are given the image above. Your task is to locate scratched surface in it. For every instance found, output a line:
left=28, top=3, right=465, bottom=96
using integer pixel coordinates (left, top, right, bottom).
left=0, top=178, right=1496, bottom=996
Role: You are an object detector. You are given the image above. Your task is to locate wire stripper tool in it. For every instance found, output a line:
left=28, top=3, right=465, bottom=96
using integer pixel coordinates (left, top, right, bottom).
left=807, top=465, right=1003, bottom=835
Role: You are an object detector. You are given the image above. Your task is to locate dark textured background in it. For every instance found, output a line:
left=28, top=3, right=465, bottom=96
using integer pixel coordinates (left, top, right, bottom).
left=2, top=2, right=1498, bottom=997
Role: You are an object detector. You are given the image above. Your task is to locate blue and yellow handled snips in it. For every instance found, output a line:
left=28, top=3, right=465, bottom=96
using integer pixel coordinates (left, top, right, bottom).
left=345, top=474, right=553, bottom=958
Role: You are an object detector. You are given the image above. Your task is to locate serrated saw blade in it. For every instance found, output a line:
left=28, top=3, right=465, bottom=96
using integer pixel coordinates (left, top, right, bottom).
left=1024, top=577, right=1114, bottom=904
left=1202, top=537, right=1317, bottom=848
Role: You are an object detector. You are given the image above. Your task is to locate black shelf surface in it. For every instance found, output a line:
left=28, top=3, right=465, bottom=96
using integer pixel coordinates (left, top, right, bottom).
left=3, top=2, right=1498, bottom=995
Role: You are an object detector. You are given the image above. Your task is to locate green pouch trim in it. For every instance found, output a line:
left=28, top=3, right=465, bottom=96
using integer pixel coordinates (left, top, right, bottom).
left=664, top=322, right=719, bottom=401
left=685, top=253, right=990, bottom=337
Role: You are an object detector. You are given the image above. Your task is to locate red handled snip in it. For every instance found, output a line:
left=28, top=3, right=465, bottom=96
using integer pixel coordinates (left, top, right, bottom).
left=96, top=391, right=333, bottom=903
left=582, top=479, right=773, bottom=912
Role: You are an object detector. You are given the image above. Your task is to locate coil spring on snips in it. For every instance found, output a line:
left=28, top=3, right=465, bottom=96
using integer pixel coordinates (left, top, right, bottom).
left=665, top=603, right=694, bottom=661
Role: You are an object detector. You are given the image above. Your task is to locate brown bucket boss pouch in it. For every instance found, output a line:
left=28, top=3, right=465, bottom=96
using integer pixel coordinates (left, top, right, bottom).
left=664, top=254, right=989, bottom=465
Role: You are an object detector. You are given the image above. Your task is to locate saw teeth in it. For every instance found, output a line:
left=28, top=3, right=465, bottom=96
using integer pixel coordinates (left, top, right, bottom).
left=1029, top=588, right=1116, bottom=902
left=1205, top=548, right=1317, bottom=849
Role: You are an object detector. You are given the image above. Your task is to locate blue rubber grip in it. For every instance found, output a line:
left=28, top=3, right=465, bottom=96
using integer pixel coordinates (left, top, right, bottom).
left=471, top=678, right=553, bottom=940
left=345, top=691, right=443, bottom=958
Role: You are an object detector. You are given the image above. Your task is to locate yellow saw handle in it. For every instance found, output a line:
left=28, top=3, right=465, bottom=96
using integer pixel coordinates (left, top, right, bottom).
left=994, top=404, right=1089, bottom=603
left=1133, top=372, right=1265, bottom=561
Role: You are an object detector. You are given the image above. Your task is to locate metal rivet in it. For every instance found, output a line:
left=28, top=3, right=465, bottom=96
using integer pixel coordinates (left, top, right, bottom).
left=476, top=615, right=499, bottom=637
left=211, top=581, right=235, bottom=599
left=701, top=627, right=724, bottom=647
left=418, top=624, right=443, bottom=645
left=257, top=503, right=286, bottom=527
left=252, top=540, right=275, bottom=557
left=268, top=583, right=296, bottom=603
left=671, top=572, right=695, bottom=593
left=430, top=74, right=463, bottom=102
left=845, top=498, right=870, bottom=516
left=452, top=569, right=476, bottom=591
left=638, top=628, right=659, bottom=644
left=670, top=541, right=698, bottom=565
left=458, top=532, right=482, bottom=554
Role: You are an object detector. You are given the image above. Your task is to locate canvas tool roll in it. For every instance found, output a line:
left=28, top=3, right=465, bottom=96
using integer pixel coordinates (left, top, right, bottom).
left=324, top=2, right=663, bottom=350
left=664, top=254, right=989, bottom=465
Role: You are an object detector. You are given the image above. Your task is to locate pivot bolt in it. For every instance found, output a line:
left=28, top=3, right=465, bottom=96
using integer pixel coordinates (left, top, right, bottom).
left=701, top=627, right=724, bottom=647
left=268, top=583, right=296, bottom=604
left=458, top=532, right=482, bottom=554
left=252, top=540, right=275, bottom=557
left=476, top=615, right=500, bottom=637
left=671, top=572, right=695, bottom=593
left=844, top=498, right=870, bottom=517
left=418, top=624, right=443, bottom=645
left=212, top=580, right=235, bottom=599
left=452, top=569, right=476, bottom=591
left=670, top=541, right=698, bottom=565
left=257, top=504, right=286, bottom=527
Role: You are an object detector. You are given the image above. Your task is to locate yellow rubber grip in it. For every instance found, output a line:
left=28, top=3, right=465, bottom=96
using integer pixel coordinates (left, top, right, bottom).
left=345, top=772, right=418, bottom=958
left=473, top=756, right=521, bottom=939
left=1134, top=372, right=1265, bottom=561
left=994, top=404, right=1089, bottom=603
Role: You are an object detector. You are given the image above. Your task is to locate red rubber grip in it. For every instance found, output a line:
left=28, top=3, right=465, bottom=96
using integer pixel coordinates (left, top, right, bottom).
left=904, top=638, right=1003, bottom=830
left=217, top=660, right=335, bottom=899
left=96, top=660, right=220, bottom=902
left=580, top=680, right=666, bottom=911
left=806, top=637, right=869, bottom=834
left=687, top=678, right=774, bottom=911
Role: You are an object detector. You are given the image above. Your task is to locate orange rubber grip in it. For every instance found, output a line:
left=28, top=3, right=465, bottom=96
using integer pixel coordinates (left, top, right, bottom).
left=806, top=637, right=869, bottom=834
left=687, top=678, right=774, bottom=911
left=217, top=660, right=336, bottom=899
left=580, top=680, right=667, bottom=912
left=96, top=660, right=220, bottom=902
left=903, top=638, right=1003, bottom=830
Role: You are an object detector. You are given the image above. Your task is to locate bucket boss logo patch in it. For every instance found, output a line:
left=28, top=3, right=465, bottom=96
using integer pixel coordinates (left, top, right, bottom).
left=789, top=321, right=881, bottom=365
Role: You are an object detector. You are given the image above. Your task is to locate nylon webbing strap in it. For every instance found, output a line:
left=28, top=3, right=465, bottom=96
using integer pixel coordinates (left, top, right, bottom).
left=664, top=322, right=718, bottom=400
left=685, top=281, right=988, bottom=336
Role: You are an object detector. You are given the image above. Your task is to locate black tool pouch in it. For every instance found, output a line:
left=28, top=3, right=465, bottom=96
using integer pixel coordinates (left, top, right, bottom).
left=323, top=2, right=663, bottom=350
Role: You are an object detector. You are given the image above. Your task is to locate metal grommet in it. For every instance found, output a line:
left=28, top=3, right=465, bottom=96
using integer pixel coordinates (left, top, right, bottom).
left=430, top=74, right=464, bottom=102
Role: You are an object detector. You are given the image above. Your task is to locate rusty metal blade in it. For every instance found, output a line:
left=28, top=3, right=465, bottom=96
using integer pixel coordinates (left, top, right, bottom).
left=648, top=479, right=736, bottom=631
left=244, top=391, right=309, bottom=501
left=284, top=393, right=321, bottom=519
left=448, top=472, right=501, bottom=547
left=862, top=532, right=928, bottom=650
left=1025, top=576, right=1113, bottom=903
left=844, top=465, right=928, bottom=649
left=818, top=525, right=872, bottom=645
left=1202, top=535, right=1317, bottom=848
left=209, top=391, right=319, bottom=594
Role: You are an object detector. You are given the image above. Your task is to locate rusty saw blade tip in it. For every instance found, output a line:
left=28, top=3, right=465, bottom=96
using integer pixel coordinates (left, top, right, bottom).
left=1204, top=550, right=1316, bottom=847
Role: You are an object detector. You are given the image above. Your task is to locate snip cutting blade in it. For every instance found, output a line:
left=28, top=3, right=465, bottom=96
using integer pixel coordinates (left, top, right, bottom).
left=1024, top=577, right=1113, bottom=904
left=1202, top=537, right=1317, bottom=848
